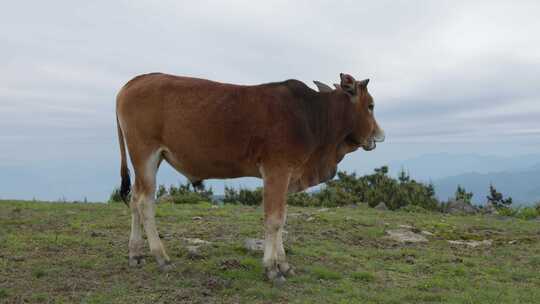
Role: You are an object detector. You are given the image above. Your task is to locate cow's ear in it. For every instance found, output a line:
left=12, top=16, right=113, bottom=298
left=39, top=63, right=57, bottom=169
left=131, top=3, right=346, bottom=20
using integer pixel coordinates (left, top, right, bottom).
left=340, top=73, right=356, bottom=96
left=313, top=80, right=333, bottom=93
left=356, top=79, right=370, bottom=91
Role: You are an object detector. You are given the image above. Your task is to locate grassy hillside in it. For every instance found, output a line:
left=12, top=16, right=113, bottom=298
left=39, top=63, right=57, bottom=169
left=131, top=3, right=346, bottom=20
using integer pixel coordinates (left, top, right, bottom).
left=1, top=200, right=539, bottom=303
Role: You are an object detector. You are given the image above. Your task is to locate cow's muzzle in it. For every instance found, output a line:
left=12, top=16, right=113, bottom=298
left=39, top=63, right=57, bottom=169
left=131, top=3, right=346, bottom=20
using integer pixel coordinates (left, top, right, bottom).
left=362, top=129, right=385, bottom=151
left=362, top=139, right=376, bottom=151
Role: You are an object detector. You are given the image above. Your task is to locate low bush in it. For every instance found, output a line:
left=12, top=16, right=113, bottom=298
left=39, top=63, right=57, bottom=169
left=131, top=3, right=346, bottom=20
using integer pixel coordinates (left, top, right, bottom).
left=324, top=167, right=439, bottom=210
left=514, top=207, right=539, bottom=220
left=108, top=187, right=124, bottom=203
left=170, top=192, right=208, bottom=204
left=287, top=192, right=319, bottom=207
left=223, top=187, right=263, bottom=205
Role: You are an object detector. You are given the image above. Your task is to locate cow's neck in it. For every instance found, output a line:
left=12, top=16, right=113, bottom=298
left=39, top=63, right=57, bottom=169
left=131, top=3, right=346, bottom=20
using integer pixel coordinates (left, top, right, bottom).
left=309, top=91, right=356, bottom=147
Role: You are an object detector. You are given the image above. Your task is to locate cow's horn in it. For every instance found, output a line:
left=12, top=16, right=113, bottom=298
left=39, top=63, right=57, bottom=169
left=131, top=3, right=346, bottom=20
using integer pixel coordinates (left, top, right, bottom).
left=313, top=81, right=333, bottom=93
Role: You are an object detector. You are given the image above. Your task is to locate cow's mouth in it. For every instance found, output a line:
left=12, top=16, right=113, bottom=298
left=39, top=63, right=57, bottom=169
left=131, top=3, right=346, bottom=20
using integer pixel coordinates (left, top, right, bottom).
left=345, top=134, right=376, bottom=151
left=362, top=139, right=376, bottom=151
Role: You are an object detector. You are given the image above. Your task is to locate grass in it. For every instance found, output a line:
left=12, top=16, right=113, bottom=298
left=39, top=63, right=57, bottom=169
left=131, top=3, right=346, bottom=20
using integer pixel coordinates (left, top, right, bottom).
left=0, top=200, right=539, bottom=303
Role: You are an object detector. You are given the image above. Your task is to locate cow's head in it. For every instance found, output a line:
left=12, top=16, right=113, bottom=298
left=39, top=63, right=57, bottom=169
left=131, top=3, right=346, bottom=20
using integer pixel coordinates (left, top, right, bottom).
left=338, top=73, right=385, bottom=152
left=315, top=73, right=385, bottom=153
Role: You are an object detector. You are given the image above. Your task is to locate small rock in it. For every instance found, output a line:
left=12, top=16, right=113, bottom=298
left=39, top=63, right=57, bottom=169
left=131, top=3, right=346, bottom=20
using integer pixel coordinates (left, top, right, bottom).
left=317, top=208, right=329, bottom=212
left=385, top=229, right=428, bottom=243
left=445, top=199, right=477, bottom=214
left=244, top=238, right=264, bottom=252
left=421, top=230, right=434, bottom=236
left=210, top=205, right=219, bottom=209
left=183, top=238, right=211, bottom=245
left=306, top=217, right=315, bottom=222
left=186, top=246, right=204, bottom=259
left=508, top=240, right=518, bottom=245
left=447, top=240, right=492, bottom=248
left=374, top=202, right=388, bottom=211
left=219, top=259, right=243, bottom=270
left=192, top=216, right=203, bottom=221
left=482, top=202, right=498, bottom=215
left=399, top=224, right=414, bottom=229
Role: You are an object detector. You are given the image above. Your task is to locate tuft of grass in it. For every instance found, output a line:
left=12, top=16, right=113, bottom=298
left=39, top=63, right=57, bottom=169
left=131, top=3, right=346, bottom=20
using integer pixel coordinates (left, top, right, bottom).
left=350, top=271, right=375, bottom=282
left=310, top=266, right=343, bottom=280
left=32, top=268, right=47, bottom=279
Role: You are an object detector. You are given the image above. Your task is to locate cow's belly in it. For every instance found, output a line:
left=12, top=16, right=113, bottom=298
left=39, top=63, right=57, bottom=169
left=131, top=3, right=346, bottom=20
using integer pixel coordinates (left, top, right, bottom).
left=161, top=144, right=261, bottom=182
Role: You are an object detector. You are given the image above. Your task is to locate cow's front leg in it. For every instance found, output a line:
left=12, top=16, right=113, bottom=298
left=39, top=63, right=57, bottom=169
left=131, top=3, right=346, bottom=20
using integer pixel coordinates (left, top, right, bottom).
left=261, top=167, right=293, bottom=284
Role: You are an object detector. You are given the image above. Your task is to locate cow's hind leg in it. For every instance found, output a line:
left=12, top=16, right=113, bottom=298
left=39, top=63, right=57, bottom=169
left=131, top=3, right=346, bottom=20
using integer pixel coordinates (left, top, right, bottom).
left=261, top=167, right=293, bottom=284
left=128, top=195, right=145, bottom=267
left=132, top=149, right=172, bottom=271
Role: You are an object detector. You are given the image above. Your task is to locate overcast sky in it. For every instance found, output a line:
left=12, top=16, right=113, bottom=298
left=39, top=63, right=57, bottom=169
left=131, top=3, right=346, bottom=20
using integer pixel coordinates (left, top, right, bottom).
left=1, top=1, right=539, bottom=199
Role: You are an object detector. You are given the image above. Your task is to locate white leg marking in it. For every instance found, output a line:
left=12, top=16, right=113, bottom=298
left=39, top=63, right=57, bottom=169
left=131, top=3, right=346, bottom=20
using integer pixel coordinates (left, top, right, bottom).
left=138, top=149, right=171, bottom=269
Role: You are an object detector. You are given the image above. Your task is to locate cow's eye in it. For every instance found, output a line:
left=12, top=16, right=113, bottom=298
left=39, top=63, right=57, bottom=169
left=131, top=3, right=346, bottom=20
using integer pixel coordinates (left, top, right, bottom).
left=368, top=104, right=374, bottom=112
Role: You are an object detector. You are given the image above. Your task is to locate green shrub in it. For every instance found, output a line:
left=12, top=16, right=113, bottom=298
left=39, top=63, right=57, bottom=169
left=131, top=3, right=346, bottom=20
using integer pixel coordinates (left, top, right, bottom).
left=323, top=167, right=439, bottom=211
left=167, top=182, right=213, bottom=201
left=157, top=182, right=213, bottom=204
left=223, top=187, right=262, bottom=205
left=313, top=186, right=360, bottom=207
left=399, top=204, right=430, bottom=213
left=108, top=187, right=124, bottom=203
left=156, top=185, right=167, bottom=199
left=287, top=192, right=319, bottom=207
left=515, top=207, right=539, bottom=220
left=486, top=184, right=513, bottom=210
left=455, top=185, right=473, bottom=205
left=497, top=207, right=517, bottom=217
left=171, top=192, right=207, bottom=204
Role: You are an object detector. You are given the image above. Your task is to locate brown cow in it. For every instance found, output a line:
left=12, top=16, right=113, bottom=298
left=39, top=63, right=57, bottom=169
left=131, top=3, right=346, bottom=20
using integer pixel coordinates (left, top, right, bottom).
left=115, top=72, right=384, bottom=283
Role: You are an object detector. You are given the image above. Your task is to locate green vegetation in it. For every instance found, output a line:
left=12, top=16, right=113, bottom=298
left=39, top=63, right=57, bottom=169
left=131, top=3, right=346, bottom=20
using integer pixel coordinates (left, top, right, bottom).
left=223, top=167, right=440, bottom=210
left=224, top=186, right=263, bottom=206
left=108, top=167, right=537, bottom=220
left=110, top=182, right=213, bottom=205
left=1, top=200, right=539, bottom=303
left=487, top=183, right=513, bottom=210
left=455, top=185, right=474, bottom=204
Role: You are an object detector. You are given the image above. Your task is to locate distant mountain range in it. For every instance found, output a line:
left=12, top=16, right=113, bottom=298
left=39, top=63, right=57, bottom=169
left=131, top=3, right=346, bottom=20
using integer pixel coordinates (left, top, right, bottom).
left=389, top=154, right=540, bottom=205
left=388, top=153, right=540, bottom=180
left=433, top=165, right=540, bottom=205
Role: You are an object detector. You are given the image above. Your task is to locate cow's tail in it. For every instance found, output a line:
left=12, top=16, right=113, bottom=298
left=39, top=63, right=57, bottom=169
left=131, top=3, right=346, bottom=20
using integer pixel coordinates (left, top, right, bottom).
left=116, top=114, right=131, bottom=206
